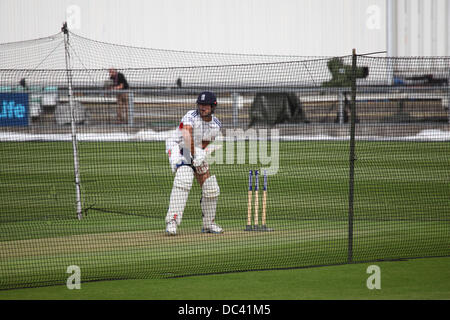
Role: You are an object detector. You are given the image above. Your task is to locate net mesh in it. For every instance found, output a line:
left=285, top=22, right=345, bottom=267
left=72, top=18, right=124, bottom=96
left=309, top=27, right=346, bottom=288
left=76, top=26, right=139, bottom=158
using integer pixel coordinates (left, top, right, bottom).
left=1, top=31, right=449, bottom=289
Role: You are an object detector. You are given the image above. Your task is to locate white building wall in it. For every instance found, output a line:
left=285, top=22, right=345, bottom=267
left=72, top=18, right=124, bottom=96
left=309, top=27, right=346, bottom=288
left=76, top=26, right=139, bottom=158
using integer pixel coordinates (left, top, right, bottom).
left=394, top=0, right=450, bottom=56
left=2, top=0, right=448, bottom=57
left=0, top=0, right=386, bottom=56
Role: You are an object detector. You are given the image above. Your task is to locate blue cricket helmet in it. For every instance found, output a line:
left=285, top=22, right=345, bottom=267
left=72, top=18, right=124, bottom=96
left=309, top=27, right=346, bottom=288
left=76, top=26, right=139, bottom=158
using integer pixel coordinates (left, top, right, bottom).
left=196, top=91, right=217, bottom=115
left=197, top=91, right=217, bottom=106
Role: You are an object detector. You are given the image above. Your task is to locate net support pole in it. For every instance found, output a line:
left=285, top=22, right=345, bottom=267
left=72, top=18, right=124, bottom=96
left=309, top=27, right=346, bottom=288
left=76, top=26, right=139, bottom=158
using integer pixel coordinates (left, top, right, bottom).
left=347, top=49, right=357, bottom=263
left=62, top=22, right=83, bottom=220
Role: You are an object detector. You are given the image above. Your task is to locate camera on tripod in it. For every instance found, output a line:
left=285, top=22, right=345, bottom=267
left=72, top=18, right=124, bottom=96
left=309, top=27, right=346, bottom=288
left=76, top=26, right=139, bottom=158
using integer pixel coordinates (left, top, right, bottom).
left=322, top=57, right=369, bottom=87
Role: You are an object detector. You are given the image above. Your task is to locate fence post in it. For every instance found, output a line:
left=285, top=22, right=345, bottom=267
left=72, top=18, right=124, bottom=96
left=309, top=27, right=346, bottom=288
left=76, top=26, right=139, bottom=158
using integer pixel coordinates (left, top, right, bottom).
left=348, top=49, right=357, bottom=263
left=62, top=22, right=83, bottom=220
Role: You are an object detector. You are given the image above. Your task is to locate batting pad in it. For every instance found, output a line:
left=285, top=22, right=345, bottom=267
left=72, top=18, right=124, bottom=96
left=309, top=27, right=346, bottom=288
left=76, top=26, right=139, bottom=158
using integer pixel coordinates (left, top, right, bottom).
left=165, top=165, right=194, bottom=225
left=201, top=175, right=220, bottom=228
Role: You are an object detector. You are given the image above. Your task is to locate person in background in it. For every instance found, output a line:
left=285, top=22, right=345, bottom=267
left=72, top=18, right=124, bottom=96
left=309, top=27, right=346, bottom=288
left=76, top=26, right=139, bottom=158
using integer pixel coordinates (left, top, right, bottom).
left=108, top=68, right=129, bottom=124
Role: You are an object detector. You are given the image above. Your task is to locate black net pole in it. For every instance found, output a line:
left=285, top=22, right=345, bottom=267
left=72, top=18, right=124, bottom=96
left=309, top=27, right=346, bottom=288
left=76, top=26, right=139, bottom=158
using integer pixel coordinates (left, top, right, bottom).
left=62, top=22, right=83, bottom=220
left=347, top=49, right=357, bottom=263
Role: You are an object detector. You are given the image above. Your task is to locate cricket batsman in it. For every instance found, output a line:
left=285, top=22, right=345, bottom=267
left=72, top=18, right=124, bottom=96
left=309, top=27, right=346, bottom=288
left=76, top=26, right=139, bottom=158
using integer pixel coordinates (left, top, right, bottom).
left=164, top=91, right=223, bottom=236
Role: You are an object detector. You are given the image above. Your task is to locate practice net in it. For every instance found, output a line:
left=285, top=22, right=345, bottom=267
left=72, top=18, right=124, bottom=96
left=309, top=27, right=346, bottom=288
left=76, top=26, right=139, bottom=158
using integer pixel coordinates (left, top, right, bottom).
left=1, top=30, right=449, bottom=289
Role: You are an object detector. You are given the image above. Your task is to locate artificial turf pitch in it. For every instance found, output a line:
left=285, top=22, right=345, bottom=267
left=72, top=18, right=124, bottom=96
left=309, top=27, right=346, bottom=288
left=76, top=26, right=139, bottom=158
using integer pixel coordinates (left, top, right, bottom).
left=0, top=141, right=449, bottom=290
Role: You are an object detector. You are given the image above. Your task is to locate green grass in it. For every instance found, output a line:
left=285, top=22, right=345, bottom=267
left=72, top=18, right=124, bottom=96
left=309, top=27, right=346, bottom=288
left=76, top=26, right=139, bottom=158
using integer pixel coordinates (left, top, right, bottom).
left=0, top=140, right=449, bottom=289
left=0, top=257, right=449, bottom=299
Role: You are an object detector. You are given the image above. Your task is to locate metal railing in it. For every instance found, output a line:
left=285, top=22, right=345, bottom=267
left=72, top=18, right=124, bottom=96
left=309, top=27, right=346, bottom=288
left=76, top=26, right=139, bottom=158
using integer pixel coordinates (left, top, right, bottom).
left=51, top=85, right=450, bottom=126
